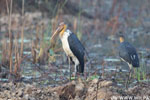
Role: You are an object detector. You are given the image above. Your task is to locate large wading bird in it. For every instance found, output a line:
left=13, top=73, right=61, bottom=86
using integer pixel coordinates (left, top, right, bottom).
left=118, top=33, right=139, bottom=88
left=50, top=22, right=86, bottom=79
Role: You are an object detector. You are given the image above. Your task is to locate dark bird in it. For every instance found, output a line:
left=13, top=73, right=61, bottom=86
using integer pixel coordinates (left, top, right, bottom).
left=118, top=33, right=139, bottom=88
left=50, top=22, right=86, bottom=79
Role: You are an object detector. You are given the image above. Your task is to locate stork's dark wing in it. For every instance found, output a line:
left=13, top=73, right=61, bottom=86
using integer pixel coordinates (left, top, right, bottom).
left=68, top=33, right=85, bottom=73
left=119, top=42, right=139, bottom=67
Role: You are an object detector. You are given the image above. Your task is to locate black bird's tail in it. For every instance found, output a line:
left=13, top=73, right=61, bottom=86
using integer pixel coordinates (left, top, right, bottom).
left=77, top=55, right=84, bottom=73
left=132, top=60, right=139, bottom=68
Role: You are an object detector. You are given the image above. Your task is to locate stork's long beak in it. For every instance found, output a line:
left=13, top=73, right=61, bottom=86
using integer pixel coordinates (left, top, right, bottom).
left=50, top=27, right=61, bottom=48
left=50, top=22, right=65, bottom=48
left=51, top=27, right=60, bottom=41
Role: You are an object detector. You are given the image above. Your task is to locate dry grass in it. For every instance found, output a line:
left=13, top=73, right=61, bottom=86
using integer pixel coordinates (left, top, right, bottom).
left=1, top=0, right=25, bottom=78
left=1, top=38, right=9, bottom=67
left=8, top=0, right=13, bottom=73
left=20, top=0, right=25, bottom=57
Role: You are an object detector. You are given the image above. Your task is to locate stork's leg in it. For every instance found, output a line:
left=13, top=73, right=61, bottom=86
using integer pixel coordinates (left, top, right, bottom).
left=68, top=57, right=71, bottom=81
left=85, top=63, right=88, bottom=80
left=125, top=64, right=132, bottom=88
left=74, top=65, right=77, bottom=80
left=125, top=69, right=132, bottom=88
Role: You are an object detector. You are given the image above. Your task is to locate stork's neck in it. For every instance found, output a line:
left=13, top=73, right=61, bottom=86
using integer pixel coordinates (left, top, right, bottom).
left=119, top=37, right=124, bottom=43
left=59, top=25, right=67, bottom=37
left=59, top=29, right=71, bottom=39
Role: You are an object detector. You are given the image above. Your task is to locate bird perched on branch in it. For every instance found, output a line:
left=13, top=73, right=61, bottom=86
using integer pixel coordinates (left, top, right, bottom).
left=50, top=22, right=86, bottom=80
left=118, top=33, right=139, bottom=88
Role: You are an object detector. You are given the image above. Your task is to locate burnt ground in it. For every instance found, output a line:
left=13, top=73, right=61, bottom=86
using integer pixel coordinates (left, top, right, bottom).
left=0, top=79, right=150, bottom=100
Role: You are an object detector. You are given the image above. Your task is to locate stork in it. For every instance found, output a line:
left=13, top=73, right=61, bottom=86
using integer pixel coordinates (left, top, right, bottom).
left=118, top=33, right=139, bottom=88
left=50, top=22, right=86, bottom=79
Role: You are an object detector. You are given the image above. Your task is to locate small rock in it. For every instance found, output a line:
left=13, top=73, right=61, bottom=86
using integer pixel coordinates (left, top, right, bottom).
left=24, top=87, right=33, bottom=94
left=75, top=83, right=84, bottom=91
left=36, top=89, right=41, bottom=94
left=74, top=96, right=82, bottom=100
left=8, top=82, right=14, bottom=87
left=24, top=84, right=35, bottom=94
left=99, top=80, right=112, bottom=87
left=88, top=87, right=94, bottom=93
left=12, top=92, right=16, bottom=96
left=16, top=89, right=23, bottom=97
left=4, top=90, right=11, bottom=98
left=24, top=94, right=29, bottom=100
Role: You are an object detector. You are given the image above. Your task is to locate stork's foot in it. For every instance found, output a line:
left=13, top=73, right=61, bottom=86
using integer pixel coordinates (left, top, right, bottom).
left=69, top=72, right=77, bottom=81
left=125, top=80, right=128, bottom=89
left=70, top=72, right=85, bottom=81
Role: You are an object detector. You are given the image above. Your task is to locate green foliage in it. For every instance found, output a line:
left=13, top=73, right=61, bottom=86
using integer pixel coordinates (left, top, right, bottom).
left=88, top=75, right=99, bottom=81
left=134, top=52, right=147, bottom=81
left=135, top=68, right=141, bottom=81
left=71, top=77, right=76, bottom=80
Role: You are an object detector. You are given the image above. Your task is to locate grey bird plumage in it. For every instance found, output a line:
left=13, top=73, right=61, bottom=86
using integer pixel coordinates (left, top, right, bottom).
left=119, top=41, right=139, bottom=68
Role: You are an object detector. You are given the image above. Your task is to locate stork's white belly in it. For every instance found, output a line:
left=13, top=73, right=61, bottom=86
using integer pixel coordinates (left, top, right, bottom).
left=60, top=30, right=79, bottom=66
left=62, top=37, right=73, bottom=57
